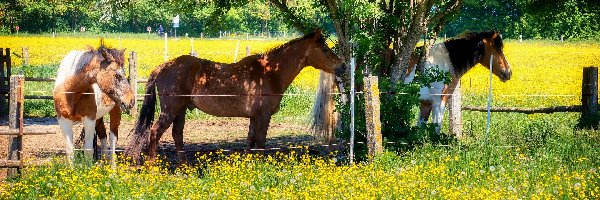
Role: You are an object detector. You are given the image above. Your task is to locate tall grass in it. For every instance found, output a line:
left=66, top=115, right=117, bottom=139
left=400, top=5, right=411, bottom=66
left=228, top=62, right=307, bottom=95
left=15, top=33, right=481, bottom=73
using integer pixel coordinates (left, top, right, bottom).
left=1, top=36, right=599, bottom=198
left=2, top=115, right=598, bottom=199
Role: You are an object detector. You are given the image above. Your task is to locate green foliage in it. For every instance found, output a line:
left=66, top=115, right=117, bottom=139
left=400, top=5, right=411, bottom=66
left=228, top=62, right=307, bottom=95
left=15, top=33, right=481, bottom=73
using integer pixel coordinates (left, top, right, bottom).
left=415, top=66, right=452, bottom=87
left=0, top=0, right=314, bottom=36
left=12, top=65, right=58, bottom=117
left=335, top=77, right=420, bottom=161
left=444, top=0, right=600, bottom=40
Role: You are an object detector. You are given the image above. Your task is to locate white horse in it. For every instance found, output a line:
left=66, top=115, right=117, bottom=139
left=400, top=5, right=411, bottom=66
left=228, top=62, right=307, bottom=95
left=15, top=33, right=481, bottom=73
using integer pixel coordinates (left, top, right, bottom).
left=404, top=31, right=512, bottom=133
left=53, top=43, right=134, bottom=163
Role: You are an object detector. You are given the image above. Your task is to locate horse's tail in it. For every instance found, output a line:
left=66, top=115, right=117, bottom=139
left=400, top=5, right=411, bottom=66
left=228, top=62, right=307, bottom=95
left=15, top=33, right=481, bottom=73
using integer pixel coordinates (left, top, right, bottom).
left=310, top=72, right=337, bottom=144
left=124, top=70, right=159, bottom=162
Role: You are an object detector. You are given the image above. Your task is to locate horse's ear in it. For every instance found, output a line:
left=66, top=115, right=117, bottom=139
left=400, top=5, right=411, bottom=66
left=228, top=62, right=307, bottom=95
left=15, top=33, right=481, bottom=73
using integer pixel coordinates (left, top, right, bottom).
left=492, top=31, right=499, bottom=39
left=473, top=40, right=485, bottom=63
left=120, top=49, right=127, bottom=57
left=99, top=38, right=106, bottom=49
left=100, top=48, right=115, bottom=63
left=313, top=29, right=323, bottom=40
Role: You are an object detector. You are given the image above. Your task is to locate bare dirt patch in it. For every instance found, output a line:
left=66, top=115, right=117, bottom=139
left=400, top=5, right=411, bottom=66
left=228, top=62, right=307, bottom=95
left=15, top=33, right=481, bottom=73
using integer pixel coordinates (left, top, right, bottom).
left=1, top=117, right=338, bottom=167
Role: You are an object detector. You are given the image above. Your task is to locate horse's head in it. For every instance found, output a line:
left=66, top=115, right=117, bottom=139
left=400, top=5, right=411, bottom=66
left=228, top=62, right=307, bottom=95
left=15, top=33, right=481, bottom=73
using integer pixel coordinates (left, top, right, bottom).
left=304, top=30, right=346, bottom=77
left=478, top=31, right=512, bottom=82
left=95, top=47, right=135, bottom=111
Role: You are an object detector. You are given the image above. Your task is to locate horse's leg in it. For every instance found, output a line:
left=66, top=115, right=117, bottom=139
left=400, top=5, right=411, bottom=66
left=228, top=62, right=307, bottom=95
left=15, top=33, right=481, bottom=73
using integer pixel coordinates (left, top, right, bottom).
left=171, top=110, right=188, bottom=165
left=418, top=86, right=433, bottom=126
left=148, top=114, right=174, bottom=162
left=430, top=82, right=446, bottom=133
left=82, top=117, right=97, bottom=159
left=95, top=117, right=107, bottom=160
left=108, top=106, right=121, bottom=166
left=58, top=117, right=75, bottom=163
left=418, top=100, right=433, bottom=126
left=148, top=98, right=186, bottom=162
left=253, top=114, right=272, bottom=149
left=247, top=117, right=257, bottom=149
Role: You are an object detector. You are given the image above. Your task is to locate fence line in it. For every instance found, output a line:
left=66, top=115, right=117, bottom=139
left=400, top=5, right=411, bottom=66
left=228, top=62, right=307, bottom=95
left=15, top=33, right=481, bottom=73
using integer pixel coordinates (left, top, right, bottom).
left=1, top=46, right=598, bottom=169
left=0, top=75, right=55, bottom=178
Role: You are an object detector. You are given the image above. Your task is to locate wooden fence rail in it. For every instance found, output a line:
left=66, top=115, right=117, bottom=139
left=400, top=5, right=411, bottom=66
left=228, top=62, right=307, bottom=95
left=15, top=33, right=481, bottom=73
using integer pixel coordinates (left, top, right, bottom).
left=462, top=105, right=584, bottom=114
left=460, top=66, right=598, bottom=116
left=0, top=75, right=55, bottom=178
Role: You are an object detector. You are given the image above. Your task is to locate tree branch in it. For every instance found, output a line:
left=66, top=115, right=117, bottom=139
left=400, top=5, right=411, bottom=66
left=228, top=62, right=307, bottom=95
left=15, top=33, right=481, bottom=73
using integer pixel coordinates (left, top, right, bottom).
left=269, top=0, right=315, bottom=33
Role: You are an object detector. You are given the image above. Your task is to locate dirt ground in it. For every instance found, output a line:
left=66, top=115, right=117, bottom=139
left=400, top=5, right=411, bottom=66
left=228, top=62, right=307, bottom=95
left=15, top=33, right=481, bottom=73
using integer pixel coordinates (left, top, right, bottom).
left=0, top=117, right=341, bottom=179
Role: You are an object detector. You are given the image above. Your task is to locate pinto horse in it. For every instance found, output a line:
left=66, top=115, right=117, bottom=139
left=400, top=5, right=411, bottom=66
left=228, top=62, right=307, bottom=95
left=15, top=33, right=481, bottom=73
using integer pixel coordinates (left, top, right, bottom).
left=125, top=30, right=345, bottom=163
left=404, top=30, right=512, bottom=133
left=53, top=43, right=135, bottom=163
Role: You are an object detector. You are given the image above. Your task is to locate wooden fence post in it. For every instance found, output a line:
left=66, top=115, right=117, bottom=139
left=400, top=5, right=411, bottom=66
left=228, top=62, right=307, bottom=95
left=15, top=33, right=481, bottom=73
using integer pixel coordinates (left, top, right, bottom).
left=7, top=75, right=24, bottom=177
left=363, top=75, right=383, bottom=159
left=128, top=52, right=138, bottom=117
left=581, top=66, right=598, bottom=127
left=22, top=47, right=29, bottom=66
left=0, top=48, right=10, bottom=119
left=448, top=82, right=463, bottom=138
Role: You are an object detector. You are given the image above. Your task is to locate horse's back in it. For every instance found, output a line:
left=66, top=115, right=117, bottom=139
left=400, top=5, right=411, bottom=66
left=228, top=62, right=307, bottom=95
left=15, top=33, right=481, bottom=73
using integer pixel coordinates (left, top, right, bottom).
left=55, top=50, right=85, bottom=89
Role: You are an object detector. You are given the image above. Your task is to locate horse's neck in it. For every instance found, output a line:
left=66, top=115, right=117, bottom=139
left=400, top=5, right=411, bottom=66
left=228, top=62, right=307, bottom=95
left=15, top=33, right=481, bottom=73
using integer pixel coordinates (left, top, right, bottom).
left=442, top=38, right=481, bottom=78
left=55, top=50, right=97, bottom=93
left=56, top=70, right=96, bottom=94
left=425, top=43, right=454, bottom=75
left=264, top=43, right=309, bottom=92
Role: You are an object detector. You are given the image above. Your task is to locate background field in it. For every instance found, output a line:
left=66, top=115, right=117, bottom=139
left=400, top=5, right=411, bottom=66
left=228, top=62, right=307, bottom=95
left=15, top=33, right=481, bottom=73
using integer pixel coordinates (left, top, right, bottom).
left=2, top=36, right=600, bottom=112
left=0, top=36, right=599, bottom=199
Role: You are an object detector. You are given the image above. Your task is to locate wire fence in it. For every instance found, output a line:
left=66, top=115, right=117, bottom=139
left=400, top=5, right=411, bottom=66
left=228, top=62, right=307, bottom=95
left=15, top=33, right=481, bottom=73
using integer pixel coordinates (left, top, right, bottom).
left=1, top=43, right=598, bottom=168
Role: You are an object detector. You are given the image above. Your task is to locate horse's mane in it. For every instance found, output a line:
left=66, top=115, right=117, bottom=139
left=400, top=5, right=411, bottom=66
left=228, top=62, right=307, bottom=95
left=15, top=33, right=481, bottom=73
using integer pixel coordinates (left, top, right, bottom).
left=237, top=31, right=326, bottom=64
left=265, top=31, right=326, bottom=56
left=74, top=44, right=125, bottom=72
left=443, top=30, right=503, bottom=76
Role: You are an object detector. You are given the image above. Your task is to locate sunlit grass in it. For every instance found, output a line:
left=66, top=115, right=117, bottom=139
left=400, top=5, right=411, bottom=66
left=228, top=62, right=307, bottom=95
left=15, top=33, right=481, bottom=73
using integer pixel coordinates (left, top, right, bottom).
left=1, top=36, right=599, bottom=199
left=2, top=132, right=598, bottom=199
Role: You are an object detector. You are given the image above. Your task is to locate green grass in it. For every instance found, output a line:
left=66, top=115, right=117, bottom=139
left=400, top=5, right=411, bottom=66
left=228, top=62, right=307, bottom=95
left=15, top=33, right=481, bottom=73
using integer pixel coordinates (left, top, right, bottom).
left=2, top=115, right=598, bottom=199
left=2, top=36, right=599, bottom=198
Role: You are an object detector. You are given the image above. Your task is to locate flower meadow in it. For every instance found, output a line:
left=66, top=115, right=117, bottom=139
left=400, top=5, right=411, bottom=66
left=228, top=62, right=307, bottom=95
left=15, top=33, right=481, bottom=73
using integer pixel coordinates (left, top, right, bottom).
left=0, top=35, right=321, bottom=90
left=1, top=36, right=599, bottom=106
left=1, top=145, right=598, bottom=199
left=0, top=35, right=599, bottom=199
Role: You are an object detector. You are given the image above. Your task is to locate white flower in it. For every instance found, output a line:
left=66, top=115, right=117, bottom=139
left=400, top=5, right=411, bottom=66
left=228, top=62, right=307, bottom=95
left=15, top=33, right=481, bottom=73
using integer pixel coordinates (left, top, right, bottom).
left=489, top=166, right=496, bottom=172
left=507, top=185, right=515, bottom=191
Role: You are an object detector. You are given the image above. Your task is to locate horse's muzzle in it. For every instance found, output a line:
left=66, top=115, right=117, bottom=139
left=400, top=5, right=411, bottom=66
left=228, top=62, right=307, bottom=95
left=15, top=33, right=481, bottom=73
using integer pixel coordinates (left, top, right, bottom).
left=120, top=99, right=135, bottom=111
left=500, top=69, right=512, bottom=82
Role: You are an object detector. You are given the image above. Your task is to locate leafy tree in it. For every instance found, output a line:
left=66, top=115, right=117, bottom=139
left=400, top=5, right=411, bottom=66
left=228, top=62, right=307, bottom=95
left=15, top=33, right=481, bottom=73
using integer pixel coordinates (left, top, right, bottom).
left=443, top=0, right=599, bottom=40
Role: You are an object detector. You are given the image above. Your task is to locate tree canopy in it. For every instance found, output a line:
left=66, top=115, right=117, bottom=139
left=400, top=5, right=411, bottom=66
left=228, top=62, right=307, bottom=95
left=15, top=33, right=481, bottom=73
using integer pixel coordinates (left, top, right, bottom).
left=1, top=0, right=598, bottom=40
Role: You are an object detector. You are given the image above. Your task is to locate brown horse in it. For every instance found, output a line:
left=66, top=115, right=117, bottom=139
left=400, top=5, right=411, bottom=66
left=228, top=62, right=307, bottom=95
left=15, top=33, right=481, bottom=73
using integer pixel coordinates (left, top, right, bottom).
left=53, top=43, right=135, bottom=164
left=125, top=30, right=345, bottom=163
left=403, top=30, right=512, bottom=133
